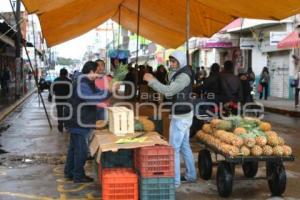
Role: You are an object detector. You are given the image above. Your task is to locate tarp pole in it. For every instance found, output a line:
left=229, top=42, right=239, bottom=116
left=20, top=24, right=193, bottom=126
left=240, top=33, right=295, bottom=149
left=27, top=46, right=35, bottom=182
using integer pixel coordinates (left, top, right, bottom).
left=24, top=45, right=53, bottom=130
left=136, top=0, right=141, bottom=65
left=14, top=0, right=22, bottom=98
left=186, top=0, right=190, bottom=67
left=117, top=5, right=121, bottom=52
left=9, top=0, right=52, bottom=130
left=31, top=15, right=40, bottom=107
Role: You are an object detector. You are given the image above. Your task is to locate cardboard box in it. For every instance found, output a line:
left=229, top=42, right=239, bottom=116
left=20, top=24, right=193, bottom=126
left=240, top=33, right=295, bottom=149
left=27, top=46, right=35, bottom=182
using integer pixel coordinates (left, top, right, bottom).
left=89, top=129, right=169, bottom=163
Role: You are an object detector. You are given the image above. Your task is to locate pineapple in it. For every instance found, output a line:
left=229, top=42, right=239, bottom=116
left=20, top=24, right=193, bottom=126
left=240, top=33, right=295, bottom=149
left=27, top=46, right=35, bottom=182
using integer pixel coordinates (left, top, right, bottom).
left=234, top=127, right=247, bottom=135
left=216, top=120, right=233, bottom=131
left=255, top=136, right=267, bottom=147
left=202, top=124, right=213, bottom=134
left=210, top=118, right=221, bottom=128
left=267, top=135, right=279, bottom=147
left=273, top=146, right=284, bottom=156
left=278, top=137, right=285, bottom=145
left=265, top=131, right=278, bottom=137
left=251, top=145, right=263, bottom=156
left=259, top=122, right=272, bottom=131
left=262, top=145, right=273, bottom=156
left=282, top=145, right=292, bottom=156
left=232, top=137, right=244, bottom=147
left=137, top=116, right=155, bottom=131
left=221, top=143, right=239, bottom=157
left=240, top=146, right=250, bottom=156
left=244, top=137, right=256, bottom=148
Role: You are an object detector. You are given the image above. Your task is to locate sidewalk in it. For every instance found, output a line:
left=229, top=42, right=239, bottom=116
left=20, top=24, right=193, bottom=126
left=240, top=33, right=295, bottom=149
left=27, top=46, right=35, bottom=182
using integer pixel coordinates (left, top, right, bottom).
left=256, top=97, right=300, bottom=117
left=0, top=80, right=36, bottom=122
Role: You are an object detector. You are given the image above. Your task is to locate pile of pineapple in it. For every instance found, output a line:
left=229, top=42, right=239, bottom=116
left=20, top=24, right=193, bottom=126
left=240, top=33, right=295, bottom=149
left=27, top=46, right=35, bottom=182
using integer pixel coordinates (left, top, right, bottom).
left=197, top=117, right=292, bottom=157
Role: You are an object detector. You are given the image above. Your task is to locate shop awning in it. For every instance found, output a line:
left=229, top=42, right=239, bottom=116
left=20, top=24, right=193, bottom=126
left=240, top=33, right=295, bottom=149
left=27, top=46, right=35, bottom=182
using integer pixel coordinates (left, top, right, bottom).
left=277, top=31, right=300, bottom=49
left=21, top=0, right=300, bottom=48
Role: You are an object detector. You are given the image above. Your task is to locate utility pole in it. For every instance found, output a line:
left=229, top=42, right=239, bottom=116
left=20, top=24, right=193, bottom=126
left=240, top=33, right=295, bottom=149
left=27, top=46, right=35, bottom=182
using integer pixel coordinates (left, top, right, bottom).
left=15, top=0, right=22, bottom=98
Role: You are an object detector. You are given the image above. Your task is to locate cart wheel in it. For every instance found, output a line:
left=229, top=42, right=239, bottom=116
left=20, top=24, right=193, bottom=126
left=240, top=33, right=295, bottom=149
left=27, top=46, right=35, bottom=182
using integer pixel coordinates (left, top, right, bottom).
left=267, top=160, right=286, bottom=196
left=198, top=149, right=212, bottom=180
left=217, top=161, right=233, bottom=197
left=242, top=161, right=258, bottom=178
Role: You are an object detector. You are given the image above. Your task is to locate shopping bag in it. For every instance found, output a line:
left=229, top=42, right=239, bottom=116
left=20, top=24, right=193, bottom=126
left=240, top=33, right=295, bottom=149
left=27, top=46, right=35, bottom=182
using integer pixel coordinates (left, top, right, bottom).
left=257, top=83, right=263, bottom=93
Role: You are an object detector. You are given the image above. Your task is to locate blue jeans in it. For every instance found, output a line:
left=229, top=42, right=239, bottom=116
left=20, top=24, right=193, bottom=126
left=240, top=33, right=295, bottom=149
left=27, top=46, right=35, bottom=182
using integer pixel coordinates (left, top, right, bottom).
left=169, top=117, right=197, bottom=187
left=64, top=133, right=89, bottom=180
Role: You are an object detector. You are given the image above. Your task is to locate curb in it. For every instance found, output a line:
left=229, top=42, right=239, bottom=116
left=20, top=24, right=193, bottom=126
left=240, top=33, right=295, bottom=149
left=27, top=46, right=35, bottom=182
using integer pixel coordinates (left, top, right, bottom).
left=0, top=88, right=37, bottom=122
left=263, top=106, right=300, bottom=118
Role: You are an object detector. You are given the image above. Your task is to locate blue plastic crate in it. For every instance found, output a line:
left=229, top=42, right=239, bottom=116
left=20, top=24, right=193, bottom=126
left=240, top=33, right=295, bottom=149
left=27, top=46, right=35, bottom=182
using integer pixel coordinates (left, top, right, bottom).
left=101, top=149, right=133, bottom=168
left=140, top=177, right=175, bottom=200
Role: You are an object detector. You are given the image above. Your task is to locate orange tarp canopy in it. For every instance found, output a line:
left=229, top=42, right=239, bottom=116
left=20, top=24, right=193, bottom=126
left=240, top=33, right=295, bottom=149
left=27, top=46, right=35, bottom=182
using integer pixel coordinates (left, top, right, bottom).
left=22, top=0, right=300, bottom=48
left=277, top=31, right=300, bottom=49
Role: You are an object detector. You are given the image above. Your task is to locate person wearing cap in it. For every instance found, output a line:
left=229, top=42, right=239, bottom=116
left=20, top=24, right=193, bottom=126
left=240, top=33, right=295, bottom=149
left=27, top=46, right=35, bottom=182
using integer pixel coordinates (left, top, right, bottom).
left=143, top=51, right=197, bottom=188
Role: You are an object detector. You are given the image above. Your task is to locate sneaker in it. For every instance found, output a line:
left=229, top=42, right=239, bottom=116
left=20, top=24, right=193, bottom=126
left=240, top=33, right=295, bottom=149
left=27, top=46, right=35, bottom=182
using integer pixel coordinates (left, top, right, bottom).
left=74, top=175, right=94, bottom=183
left=181, top=175, right=197, bottom=183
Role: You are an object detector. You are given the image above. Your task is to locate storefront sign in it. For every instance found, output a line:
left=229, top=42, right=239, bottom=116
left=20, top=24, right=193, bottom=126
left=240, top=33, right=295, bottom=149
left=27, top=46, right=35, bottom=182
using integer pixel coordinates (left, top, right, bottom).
left=240, top=37, right=256, bottom=49
left=270, top=32, right=288, bottom=46
left=203, top=41, right=233, bottom=48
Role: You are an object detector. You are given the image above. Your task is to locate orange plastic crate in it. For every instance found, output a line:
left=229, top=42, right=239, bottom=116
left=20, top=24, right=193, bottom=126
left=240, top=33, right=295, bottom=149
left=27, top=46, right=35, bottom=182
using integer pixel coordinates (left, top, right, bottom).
left=102, top=168, right=138, bottom=200
left=135, top=145, right=174, bottom=178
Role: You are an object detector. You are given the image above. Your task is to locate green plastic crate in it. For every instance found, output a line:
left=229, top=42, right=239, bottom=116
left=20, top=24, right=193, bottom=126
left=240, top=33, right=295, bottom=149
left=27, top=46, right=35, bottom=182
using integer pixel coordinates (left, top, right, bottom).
left=140, top=177, right=175, bottom=200
left=101, top=149, right=133, bottom=168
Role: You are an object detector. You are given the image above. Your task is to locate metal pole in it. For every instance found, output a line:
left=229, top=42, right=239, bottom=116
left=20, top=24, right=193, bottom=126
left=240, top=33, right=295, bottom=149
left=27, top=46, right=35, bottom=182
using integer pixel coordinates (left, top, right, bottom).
left=15, top=0, right=22, bottom=98
left=31, top=15, right=40, bottom=106
left=186, top=0, right=190, bottom=67
left=9, top=0, right=52, bottom=129
left=118, top=5, right=121, bottom=52
left=136, top=0, right=141, bottom=65
left=24, top=45, right=53, bottom=130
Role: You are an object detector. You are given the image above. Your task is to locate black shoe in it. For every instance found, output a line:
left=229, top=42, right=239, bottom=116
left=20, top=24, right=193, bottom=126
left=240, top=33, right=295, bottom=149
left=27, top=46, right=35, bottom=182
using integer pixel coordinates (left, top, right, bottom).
left=58, top=124, right=63, bottom=133
left=86, top=156, right=94, bottom=161
left=64, top=175, right=73, bottom=181
left=74, top=175, right=94, bottom=183
left=181, top=175, right=197, bottom=183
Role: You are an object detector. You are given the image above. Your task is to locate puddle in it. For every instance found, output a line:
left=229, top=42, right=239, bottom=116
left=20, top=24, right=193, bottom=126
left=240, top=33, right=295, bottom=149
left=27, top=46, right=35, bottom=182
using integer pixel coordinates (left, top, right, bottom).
left=0, top=125, right=10, bottom=133
left=0, top=149, right=8, bottom=154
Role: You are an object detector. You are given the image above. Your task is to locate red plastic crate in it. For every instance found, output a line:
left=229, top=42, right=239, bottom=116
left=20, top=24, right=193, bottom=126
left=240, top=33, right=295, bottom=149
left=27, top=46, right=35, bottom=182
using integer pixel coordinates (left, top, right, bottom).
left=135, top=145, right=174, bottom=178
left=98, top=161, right=102, bottom=185
left=102, top=168, right=138, bottom=200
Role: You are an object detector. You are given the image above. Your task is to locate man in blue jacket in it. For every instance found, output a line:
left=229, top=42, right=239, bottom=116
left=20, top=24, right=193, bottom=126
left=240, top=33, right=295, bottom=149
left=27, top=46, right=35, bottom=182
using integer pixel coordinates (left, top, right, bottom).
left=64, top=61, right=114, bottom=183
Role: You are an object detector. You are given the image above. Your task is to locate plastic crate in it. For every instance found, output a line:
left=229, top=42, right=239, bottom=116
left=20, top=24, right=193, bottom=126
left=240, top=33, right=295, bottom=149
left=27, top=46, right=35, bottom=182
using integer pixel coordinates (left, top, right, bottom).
left=102, top=149, right=133, bottom=168
left=102, top=168, right=138, bottom=200
left=135, top=145, right=174, bottom=177
left=140, top=177, right=175, bottom=200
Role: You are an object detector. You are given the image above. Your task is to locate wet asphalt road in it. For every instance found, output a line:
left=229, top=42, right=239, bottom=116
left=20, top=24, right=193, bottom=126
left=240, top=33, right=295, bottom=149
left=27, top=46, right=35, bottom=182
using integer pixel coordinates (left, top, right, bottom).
left=0, top=92, right=300, bottom=200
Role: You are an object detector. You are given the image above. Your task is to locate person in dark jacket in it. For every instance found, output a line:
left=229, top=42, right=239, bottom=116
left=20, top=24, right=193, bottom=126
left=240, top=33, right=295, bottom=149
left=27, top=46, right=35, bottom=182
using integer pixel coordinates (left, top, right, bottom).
left=155, top=65, right=168, bottom=85
left=219, top=61, right=242, bottom=115
left=52, top=68, right=72, bottom=132
left=64, top=61, right=113, bottom=183
left=259, top=67, right=270, bottom=100
left=238, top=68, right=255, bottom=104
left=201, top=63, right=221, bottom=103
